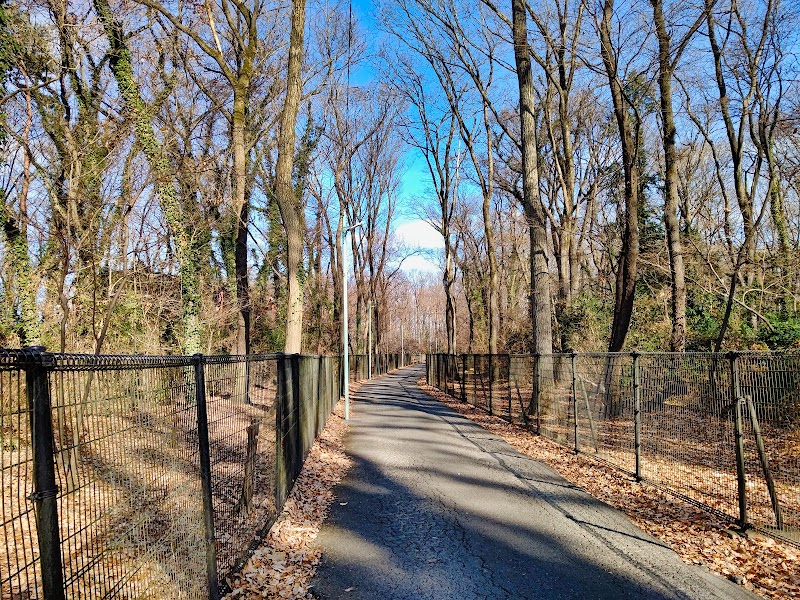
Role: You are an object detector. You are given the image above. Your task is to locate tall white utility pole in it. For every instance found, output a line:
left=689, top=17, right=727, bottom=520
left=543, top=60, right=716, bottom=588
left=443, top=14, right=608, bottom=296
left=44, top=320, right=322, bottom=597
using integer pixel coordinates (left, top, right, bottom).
left=342, top=221, right=363, bottom=420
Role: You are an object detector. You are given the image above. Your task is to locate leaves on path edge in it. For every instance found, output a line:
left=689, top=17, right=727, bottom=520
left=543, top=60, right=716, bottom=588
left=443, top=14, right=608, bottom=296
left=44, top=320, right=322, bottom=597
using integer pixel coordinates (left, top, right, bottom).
left=417, top=378, right=799, bottom=600
left=224, top=387, right=357, bottom=599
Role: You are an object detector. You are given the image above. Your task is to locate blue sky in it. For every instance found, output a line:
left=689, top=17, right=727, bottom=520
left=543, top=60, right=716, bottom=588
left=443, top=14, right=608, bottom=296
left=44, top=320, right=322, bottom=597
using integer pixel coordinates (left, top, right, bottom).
left=324, top=0, right=444, bottom=272
left=341, top=0, right=444, bottom=272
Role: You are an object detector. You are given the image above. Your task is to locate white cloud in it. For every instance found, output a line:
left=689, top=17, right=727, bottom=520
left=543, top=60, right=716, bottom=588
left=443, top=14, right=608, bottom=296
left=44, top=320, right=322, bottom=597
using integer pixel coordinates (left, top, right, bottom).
left=394, top=219, right=443, bottom=250
left=392, top=219, right=443, bottom=274
left=399, top=254, right=441, bottom=274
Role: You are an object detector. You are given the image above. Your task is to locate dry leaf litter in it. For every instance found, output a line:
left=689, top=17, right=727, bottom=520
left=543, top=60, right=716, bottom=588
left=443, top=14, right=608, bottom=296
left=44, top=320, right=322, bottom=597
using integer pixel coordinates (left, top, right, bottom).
left=224, top=387, right=356, bottom=599
left=417, top=378, right=799, bottom=600
left=221, top=373, right=798, bottom=600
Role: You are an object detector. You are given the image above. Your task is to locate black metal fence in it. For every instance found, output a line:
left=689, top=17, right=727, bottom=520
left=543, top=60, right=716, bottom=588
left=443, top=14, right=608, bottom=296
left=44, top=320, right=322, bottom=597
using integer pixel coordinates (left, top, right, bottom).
left=1, top=349, right=412, bottom=600
left=345, top=353, right=417, bottom=382
left=426, top=352, right=800, bottom=545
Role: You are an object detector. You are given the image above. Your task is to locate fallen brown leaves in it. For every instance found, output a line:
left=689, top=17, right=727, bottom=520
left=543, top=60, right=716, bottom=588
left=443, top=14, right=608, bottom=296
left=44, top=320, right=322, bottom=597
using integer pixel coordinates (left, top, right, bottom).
left=418, top=378, right=800, bottom=600
left=224, top=395, right=354, bottom=599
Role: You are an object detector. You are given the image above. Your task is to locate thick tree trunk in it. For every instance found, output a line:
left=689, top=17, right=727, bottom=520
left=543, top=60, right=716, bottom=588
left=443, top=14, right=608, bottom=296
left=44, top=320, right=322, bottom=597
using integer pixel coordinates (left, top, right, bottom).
left=600, top=0, right=639, bottom=353
left=557, top=82, right=577, bottom=307
left=274, top=0, right=307, bottom=354
left=232, top=92, right=251, bottom=355
left=443, top=228, right=457, bottom=354
left=652, top=0, right=687, bottom=351
left=483, top=193, right=500, bottom=354
left=234, top=195, right=250, bottom=355
left=512, top=0, right=553, bottom=357
left=1, top=91, right=40, bottom=346
left=0, top=212, right=40, bottom=345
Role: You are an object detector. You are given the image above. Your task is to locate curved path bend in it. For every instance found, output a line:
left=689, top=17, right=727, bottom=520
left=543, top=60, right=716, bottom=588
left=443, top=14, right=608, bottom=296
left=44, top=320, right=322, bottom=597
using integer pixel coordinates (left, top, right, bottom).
left=312, top=365, right=755, bottom=600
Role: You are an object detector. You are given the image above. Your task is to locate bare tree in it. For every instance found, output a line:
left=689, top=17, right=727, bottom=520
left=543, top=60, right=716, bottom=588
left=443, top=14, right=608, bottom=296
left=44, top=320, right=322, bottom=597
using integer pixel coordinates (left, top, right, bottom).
left=385, top=47, right=461, bottom=354
left=649, top=0, right=709, bottom=351
left=690, top=0, right=782, bottom=348
left=596, top=0, right=641, bottom=352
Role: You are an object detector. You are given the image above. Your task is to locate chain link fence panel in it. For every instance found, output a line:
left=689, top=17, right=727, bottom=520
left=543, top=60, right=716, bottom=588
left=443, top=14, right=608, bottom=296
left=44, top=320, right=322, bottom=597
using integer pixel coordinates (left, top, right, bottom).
left=426, top=352, right=799, bottom=546
left=0, top=348, right=381, bottom=599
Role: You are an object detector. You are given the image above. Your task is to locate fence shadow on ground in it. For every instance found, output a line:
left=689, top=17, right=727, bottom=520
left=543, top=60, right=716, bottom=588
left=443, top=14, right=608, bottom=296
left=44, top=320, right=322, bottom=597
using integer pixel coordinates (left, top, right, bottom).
left=426, top=352, right=800, bottom=547
left=0, top=349, right=418, bottom=599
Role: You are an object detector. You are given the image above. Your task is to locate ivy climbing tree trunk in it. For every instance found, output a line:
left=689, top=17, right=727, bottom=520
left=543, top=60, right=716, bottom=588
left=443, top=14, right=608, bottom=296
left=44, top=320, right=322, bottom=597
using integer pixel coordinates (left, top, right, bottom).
left=134, top=0, right=261, bottom=356
left=0, top=85, right=40, bottom=346
left=93, top=0, right=202, bottom=353
left=275, top=0, right=308, bottom=354
left=0, top=209, right=40, bottom=345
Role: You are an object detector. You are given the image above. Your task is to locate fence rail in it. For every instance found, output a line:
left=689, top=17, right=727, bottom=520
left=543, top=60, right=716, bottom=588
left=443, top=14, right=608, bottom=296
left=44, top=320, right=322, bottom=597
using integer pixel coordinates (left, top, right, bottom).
left=426, top=352, right=800, bottom=546
left=1, top=348, right=414, bottom=599
left=344, top=353, right=419, bottom=383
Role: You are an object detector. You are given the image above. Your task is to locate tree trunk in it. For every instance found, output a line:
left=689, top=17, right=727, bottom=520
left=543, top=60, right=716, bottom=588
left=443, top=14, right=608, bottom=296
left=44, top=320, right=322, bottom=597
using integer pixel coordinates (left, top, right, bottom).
left=232, top=91, right=251, bottom=355
left=444, top=226, right=457, bottom=354
left=93, top=0, right=202, bottom=353
left=234, top=194, right=250, bottom=354
left=512, top=0, right=553, bottom=357
left=599, top=0, right=639, bottom=352
left=557, top=82, right=577, bottom=307
left=652, top=0, right=687, bottom=351
left=482, top=192, right=500, bottom=354
left=0, top=212, right=40, bottom=345
left=274, top=0, right=307, bottom=354
left=1, top=88, right=40, bottom=346
left=705, top=0, right=759, bottom=332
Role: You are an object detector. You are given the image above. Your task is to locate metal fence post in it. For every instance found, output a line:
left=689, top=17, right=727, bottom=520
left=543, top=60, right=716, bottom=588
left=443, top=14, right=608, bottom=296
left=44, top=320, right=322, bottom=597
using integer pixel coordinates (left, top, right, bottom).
left=461, top=355, right=467, bottom=402
left=632, top=352, right=641, bottom=481
left=507, top=355, right=512, bottom=422
left=444, top=353, right=449, bottom=393
left=488, top=354, right=493, bottom=415
left=729, top=352, right=748, bottom=529
left=533, top=353, right=541, bottom=434
left=275, top=354, right=291, bottom=508
left=193, top=354, right=220, bottom=600
left=471, top=354, right=477, bottom=406
left=23, top=346, right=64, bottom=600
left=571, top=352, right=579, bottom=453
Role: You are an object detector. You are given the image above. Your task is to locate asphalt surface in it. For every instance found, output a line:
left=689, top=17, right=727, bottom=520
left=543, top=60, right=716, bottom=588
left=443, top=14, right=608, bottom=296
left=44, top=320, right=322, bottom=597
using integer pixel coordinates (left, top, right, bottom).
left=311, top=365, right=756, bottom=600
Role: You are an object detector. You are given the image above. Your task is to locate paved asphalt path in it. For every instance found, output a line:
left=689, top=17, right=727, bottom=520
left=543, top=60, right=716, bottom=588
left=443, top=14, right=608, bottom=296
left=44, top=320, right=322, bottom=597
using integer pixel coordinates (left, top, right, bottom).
left=311, top=365, right=756, bottom=600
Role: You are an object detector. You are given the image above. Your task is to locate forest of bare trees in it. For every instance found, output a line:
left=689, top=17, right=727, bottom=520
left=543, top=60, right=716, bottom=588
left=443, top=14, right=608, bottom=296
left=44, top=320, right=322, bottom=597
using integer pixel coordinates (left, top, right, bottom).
left=1, top=0, right=799, bottom=356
